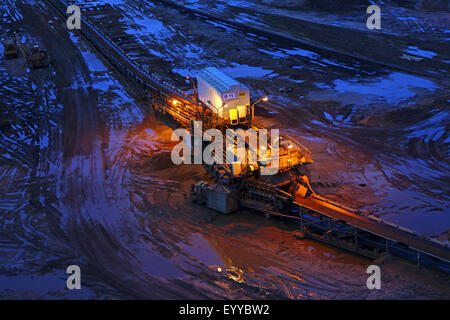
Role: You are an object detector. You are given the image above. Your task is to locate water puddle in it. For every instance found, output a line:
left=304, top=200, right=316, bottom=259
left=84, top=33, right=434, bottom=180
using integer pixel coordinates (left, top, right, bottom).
left=310, top=72, right=439, bottom=105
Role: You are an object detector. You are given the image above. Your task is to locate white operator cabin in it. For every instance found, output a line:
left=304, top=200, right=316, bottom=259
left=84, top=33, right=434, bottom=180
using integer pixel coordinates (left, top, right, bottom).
left=197, top=67, right=251, bottom=125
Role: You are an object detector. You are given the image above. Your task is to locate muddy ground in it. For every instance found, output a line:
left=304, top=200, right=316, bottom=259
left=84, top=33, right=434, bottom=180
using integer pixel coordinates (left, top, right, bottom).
left=164, top=0, right=450, bottom=78
left=0, top=0, right=449, bottom=299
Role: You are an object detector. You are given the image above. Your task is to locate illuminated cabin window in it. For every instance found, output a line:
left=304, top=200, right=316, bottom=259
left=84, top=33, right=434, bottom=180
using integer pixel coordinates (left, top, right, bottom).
left=229, top=109, right=238, bottom=125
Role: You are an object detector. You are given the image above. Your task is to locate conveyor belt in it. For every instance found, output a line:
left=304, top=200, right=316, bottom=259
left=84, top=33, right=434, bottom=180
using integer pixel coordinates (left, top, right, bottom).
left=47, top=0, right=199, bottom=109
left=294, top=195, right=450, bottom=262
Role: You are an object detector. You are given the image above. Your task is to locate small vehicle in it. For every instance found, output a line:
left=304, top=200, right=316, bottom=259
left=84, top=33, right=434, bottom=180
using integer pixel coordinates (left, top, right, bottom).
left=28, top=45, right=48, bottom=69
left=15, top=33, right=49, bottom=69
left=3, top=39, right=18, bottom=59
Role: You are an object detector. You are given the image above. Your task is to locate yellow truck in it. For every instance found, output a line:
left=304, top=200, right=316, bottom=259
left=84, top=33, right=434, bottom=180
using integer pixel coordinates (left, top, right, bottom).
left=3, top=38, right=18, bottom=59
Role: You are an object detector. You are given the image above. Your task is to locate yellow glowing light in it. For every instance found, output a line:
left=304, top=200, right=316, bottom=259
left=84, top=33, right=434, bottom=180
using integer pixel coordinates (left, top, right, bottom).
left=172, top=99, right=179, bottom=106
left=287, top=144, right=293, bottom=149
left=262, top=97, right=269, bottom=102
left=226, top=266, right=245, bottom=283
left=217, top=267, right=222, bottom=272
